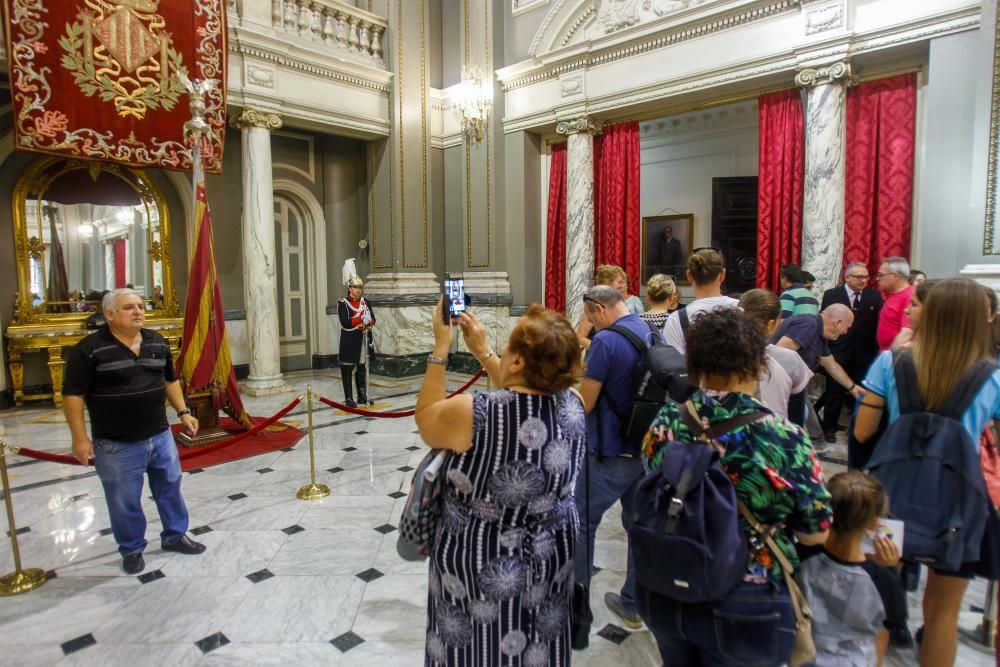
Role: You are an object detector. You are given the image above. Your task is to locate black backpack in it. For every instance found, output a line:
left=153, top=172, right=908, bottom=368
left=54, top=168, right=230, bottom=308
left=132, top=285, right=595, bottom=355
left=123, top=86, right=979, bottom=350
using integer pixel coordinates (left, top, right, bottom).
left=627, top=403, right=766, bottom=602
left=607, top=322, right=694, bottom=449
left=866, top=350, right=996, bottom=571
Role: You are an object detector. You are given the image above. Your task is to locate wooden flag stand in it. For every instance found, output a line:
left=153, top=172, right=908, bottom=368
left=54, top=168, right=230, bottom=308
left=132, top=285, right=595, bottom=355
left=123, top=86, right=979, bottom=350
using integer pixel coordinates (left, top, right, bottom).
left=176, top=383, right=231, bottom=448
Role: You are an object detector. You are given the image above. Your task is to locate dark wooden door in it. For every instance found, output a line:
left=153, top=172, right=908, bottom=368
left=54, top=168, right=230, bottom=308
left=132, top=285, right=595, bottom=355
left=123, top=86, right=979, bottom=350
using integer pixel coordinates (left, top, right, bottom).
left=711, top=177, right=758, bottom=295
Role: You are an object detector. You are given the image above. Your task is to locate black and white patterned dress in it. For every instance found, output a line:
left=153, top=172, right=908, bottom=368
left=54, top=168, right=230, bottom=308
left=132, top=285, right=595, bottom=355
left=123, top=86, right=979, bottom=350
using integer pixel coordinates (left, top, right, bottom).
left=426, top=389, right=586, bottom=666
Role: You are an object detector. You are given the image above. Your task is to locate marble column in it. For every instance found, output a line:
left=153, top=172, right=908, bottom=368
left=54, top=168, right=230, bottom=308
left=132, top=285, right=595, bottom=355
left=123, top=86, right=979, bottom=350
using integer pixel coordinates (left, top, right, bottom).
left=232, top=108, right=291, bottom=396
left=796, top=62, right=853, bottom=295
left=556, top=116, right=600, bottom=327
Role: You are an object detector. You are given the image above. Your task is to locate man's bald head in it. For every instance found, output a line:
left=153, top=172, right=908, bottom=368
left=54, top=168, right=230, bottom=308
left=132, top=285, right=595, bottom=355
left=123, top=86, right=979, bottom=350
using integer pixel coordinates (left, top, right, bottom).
left=821, top=303, right=854, bottom=341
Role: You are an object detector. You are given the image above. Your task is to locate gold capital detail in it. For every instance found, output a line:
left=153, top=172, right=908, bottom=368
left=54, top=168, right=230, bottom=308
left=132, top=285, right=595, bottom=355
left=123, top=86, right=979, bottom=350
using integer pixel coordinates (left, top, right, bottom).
left=230, top=109, right=283, bottom=130
left=58, top=0, right=184, bottom=120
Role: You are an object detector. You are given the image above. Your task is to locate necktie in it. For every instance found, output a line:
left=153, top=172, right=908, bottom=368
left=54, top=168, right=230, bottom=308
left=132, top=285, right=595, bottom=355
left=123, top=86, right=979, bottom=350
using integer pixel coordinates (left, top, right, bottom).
left=852, top=291, right=861, bottom=310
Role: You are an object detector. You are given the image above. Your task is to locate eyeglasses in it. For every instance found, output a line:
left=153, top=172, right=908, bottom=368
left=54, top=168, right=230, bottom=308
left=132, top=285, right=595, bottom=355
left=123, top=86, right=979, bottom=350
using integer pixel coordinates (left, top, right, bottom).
left=582, top=295, right=604, bottom=307
left=876, top=272, right=897, bottom=279
left=846, top=274, right=870, bottom=280
left=691, top=246, right=721, bottom=254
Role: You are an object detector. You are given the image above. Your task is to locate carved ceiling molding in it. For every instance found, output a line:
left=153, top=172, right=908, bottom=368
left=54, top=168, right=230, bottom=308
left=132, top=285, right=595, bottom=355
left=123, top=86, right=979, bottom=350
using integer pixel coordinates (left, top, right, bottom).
left=510, top=0, right=802, bottom=91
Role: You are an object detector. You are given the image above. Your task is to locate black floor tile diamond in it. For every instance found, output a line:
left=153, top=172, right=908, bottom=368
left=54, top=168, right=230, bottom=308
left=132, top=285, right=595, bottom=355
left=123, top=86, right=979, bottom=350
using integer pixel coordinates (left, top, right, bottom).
left=187, top=468, right=205, bottom=475
left=326, top=466, right=344, bottom=474
left=194, top=632, right=230, bottom=655
left=98, top=527, right=114, bottom=537
left=397, top=465, right=414, bottom=472
left=191, top=525, right=213, bottom=536
left=61, top=634, right=96, bottom=656
left=282, top=524, right=305, bottom=535
left=246, top=568, right=274, bottom=583
left=374, top=524, right=396, bottom=535
left=387, top=491, right=407, bottom=499
left=342, top=446, right=357, bottom=452
left=45, top=569, right=58, bottom=581
left=256, top=467, right=274, bottom=474
left=227, top=492, right=248, bottom=501
left=593, top=565, right=603, bottom=575
left=281, top=447, right=296, bottom=452
left=406, top=445, right=421, bottom=451
left=355, top=567, right=384, bottom=583
left=137, top=569, right=165, bottom=584
left=6, top=526, right=29, bottom=537
left=70, top=493, right=89, bottom=502
left=354, top=430, right=368, bottom=436
left=330, top=631, right=365, bottom=653
left=597, top=623, right=630, bottom=645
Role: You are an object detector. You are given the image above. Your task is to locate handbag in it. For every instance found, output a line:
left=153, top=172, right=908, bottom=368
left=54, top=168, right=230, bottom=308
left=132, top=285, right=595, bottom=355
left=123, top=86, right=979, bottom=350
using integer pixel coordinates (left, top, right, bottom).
left=396, top=449, right=450, bottom=561
left=570, top=444, right=594, bottom=649
left=737, top=502, right=816, bottom=667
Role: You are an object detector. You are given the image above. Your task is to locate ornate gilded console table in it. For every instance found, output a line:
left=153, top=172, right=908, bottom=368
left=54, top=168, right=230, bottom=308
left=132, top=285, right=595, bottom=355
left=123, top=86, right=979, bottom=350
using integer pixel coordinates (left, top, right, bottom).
left=6, top=320, right=182, bottom=408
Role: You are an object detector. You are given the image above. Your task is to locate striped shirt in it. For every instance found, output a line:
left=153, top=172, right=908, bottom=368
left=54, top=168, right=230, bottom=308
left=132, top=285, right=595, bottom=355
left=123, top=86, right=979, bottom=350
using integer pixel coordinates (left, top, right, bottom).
left=63, top=326, right=176, bottom=441
left=780, top=284, right=820, bottom=319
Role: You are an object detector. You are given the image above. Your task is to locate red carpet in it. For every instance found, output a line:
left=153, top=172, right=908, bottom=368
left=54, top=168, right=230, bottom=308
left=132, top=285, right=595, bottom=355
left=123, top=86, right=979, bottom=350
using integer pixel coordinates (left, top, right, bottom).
left=171, top=417, right=305, bottom=472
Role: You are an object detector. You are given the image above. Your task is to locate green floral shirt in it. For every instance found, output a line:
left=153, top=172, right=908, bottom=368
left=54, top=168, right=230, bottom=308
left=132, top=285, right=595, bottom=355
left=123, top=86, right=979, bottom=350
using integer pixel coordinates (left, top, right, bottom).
left=641, top=390, right=833, bottom=581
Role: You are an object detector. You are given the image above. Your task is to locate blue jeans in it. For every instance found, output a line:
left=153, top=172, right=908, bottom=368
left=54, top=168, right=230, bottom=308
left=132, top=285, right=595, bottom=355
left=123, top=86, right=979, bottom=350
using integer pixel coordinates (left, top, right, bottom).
left=93, top=429, right=189, bottom=556
left=574, top=452, right=644, bottom=613
left=638, top=579, right=796, bottom=667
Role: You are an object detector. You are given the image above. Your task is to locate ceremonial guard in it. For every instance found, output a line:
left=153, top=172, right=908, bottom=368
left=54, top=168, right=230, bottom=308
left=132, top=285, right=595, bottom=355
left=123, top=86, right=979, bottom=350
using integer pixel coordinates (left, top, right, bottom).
left=338, top=260, right=375, bottom=407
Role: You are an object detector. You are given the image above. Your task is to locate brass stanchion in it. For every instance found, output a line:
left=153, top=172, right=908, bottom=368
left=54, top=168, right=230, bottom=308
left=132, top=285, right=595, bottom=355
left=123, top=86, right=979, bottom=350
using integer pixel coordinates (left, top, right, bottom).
left=297, top=385, right=330, bottom=500
left=0, top=440, right=46, bottom=596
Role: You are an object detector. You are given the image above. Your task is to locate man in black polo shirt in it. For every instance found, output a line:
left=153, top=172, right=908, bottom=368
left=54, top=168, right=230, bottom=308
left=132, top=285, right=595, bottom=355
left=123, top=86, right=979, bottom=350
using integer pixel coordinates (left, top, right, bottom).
left=63, top=288, right=207, bottom=574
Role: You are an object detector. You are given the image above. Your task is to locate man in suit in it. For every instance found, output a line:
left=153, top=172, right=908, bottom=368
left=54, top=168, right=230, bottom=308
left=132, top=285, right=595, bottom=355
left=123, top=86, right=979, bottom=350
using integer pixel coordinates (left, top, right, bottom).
left=658, top=226, right=684, bottom=277
left=817, top=261, right=883, bottom=442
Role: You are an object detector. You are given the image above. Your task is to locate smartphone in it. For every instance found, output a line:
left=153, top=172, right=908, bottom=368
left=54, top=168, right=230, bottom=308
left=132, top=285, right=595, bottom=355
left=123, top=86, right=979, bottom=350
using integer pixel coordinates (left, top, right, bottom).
left=862, top=518, right=905, bottom=556
left=442, top=274, right=467, bottom=325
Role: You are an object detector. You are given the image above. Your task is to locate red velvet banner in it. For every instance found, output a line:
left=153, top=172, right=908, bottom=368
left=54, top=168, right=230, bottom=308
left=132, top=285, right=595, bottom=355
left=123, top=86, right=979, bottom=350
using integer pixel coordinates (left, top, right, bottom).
left=594, top=121, right=641, bottom=294
left=545, top=143, right=568, bottom=313
left=1, top=0, right=227, bottom=172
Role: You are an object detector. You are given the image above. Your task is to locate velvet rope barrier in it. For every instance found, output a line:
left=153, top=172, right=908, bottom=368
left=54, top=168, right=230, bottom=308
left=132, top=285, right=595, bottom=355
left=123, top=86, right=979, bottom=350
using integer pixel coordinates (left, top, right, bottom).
left=317, top=369, right=486, bottom=418
left=3, top=395, right=304, bottom=467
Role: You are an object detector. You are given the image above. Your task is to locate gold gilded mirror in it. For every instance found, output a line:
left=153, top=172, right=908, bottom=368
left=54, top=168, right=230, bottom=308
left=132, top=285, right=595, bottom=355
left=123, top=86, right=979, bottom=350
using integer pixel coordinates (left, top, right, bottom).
left=11, top=157, right=180, bottom=326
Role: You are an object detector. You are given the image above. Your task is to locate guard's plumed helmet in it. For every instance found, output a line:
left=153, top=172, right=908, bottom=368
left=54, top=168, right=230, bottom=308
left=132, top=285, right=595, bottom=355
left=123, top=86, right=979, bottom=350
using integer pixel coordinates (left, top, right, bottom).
left=348, top=277, right=364, bottom=288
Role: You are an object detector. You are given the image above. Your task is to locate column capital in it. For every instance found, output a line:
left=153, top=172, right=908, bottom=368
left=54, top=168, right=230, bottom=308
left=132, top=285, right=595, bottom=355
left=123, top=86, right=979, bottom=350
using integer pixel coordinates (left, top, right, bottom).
left=230, top=108, right=283, bottom=130
left=795, top=61, right=857, bottom=88
left=556, top=116, right=601, bottom=136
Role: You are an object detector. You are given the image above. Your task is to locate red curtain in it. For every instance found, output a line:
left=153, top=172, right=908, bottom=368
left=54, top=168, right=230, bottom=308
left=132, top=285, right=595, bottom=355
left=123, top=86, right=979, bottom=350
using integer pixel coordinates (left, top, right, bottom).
left=545, top=143, right=568, bottom=312
left=757, top=89, right=805, bottom=291
left=844, top=74, right=916, bottom=277
left=114, top=238, right=126, bottom=288
left=594, top=122, right=642, bottom=290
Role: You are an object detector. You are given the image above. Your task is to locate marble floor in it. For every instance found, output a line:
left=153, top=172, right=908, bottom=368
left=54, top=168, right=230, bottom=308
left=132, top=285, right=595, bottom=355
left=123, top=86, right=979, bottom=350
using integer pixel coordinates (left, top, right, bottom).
left=0, top=371, right=994, bottom=666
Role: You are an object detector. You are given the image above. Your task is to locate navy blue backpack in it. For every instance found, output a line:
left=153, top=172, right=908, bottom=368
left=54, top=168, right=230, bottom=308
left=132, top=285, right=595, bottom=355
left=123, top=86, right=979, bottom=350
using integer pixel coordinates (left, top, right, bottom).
left=627, top=402, right=765, bottom=603
left=866, top=351, right=996, bottom=571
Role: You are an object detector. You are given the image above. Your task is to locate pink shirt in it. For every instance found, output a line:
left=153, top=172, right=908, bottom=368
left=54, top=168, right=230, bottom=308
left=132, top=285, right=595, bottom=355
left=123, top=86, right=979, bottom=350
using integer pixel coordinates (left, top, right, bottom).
left=877, top=285, right=913, bottom=351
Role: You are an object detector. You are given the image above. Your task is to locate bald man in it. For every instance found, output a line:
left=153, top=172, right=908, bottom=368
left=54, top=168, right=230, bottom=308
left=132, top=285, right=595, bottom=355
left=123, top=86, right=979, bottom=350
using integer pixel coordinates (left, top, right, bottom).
left=771, top=304, right=866, bottom=428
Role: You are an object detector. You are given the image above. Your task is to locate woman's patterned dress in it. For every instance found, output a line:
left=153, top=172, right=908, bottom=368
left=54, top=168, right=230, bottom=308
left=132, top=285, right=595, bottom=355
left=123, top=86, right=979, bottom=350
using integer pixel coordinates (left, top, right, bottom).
left=426, top=389, right=586, bottom=666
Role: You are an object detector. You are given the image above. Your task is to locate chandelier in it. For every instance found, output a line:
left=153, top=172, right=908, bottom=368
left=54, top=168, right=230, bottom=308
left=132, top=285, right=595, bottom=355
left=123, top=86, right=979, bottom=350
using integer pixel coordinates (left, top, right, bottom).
left=454, top=66, right=492, bottom=144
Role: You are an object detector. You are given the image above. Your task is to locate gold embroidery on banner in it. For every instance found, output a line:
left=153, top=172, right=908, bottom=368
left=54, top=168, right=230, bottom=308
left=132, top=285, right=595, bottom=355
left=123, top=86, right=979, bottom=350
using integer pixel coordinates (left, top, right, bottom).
left=59, top=0, right=187, bottom=119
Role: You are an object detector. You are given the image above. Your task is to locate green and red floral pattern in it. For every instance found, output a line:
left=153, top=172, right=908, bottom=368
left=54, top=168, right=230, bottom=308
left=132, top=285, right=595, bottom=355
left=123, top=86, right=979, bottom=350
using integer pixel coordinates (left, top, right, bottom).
left=642, top=390, right=833, bottom=582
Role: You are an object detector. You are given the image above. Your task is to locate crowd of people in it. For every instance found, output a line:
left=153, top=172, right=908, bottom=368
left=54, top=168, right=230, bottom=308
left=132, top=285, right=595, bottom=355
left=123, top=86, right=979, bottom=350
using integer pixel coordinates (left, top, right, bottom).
left=413, top=248, right=1000, bottom=667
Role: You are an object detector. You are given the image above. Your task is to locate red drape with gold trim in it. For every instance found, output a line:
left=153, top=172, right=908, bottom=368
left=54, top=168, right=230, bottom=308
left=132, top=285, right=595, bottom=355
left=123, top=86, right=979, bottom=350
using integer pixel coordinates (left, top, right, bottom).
left=844, top=74, right=916, bottom=276
left=545, top=143, right=568, bottom=312
left=1, top=0, right=227, bottom=172
left=757, top=89, right=805, bottom=292
left=594, top=122, right=641, bottom=291
left=114, top=238, right=126, bottom=288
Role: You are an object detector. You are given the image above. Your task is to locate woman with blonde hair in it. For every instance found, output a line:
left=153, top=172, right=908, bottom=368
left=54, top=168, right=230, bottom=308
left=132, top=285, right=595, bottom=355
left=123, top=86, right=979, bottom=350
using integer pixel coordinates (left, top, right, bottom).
left=577, top=264, right=643, bottom=348
left=855, top=278, right=1000, bottom=667
left=641, top=273, right=679, bottom=330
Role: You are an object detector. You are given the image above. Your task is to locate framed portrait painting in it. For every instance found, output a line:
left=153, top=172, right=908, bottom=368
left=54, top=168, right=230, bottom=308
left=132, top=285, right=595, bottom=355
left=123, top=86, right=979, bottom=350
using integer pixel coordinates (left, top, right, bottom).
left=641, top=214, right=695, bottom=283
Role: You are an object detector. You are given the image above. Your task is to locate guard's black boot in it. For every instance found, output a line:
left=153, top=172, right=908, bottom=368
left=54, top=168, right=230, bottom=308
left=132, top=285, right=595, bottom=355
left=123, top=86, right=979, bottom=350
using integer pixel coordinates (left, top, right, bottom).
left=342, top=365, right=356, bottom=408
left=356, top=364, right=370, bottom=405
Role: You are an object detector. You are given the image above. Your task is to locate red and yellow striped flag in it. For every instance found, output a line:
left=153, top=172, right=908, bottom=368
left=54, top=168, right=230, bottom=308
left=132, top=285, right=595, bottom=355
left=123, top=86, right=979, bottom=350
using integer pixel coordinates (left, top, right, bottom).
left=176, top=176, right=251, bottom=428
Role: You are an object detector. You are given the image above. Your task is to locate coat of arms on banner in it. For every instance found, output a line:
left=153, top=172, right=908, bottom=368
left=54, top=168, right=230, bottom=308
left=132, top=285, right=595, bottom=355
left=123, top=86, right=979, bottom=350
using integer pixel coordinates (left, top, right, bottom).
left=1, top=0, right=227, bottom=172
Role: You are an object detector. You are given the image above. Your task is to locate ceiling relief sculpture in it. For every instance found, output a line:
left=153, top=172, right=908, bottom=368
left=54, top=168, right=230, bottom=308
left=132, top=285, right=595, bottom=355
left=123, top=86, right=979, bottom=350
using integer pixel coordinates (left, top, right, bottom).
left=594, top=0, right=707, bottom=35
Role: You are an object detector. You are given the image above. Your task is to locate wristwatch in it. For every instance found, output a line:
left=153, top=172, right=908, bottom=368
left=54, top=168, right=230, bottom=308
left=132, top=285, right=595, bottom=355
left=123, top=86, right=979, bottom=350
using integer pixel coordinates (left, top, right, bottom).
left=177, top=408, right=192, bottom=418
left=481, top=350, right=497, bottom=361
